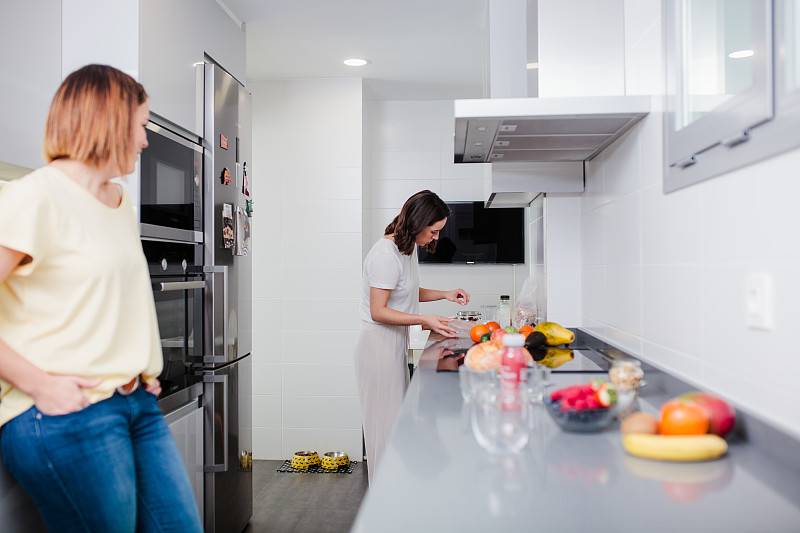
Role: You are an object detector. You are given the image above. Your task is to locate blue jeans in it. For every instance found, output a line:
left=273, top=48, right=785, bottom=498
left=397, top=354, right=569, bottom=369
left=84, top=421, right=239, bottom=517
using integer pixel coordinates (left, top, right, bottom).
left=0, top=387, right=203, bottom=533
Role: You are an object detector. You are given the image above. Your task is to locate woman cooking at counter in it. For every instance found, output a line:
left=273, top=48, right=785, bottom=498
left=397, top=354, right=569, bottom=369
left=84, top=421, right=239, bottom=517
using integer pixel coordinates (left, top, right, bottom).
left=354, top=189, right=470, bottom=485
left=0, top=64, right=202, bottom=532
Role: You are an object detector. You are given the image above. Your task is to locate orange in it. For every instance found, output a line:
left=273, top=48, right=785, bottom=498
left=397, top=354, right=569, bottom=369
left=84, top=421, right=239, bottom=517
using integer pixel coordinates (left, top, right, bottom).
left=659, top=401, right=709, bottom=435
left=518, top=325, right=534, bottom=338
left=485, top=321, right=501, bottom=331
left=470, top=323, right=491, bottom=343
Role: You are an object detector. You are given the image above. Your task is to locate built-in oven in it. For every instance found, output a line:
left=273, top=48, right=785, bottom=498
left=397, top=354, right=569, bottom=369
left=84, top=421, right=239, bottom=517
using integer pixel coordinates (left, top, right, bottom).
left=142, top=239, right=205, bottom=398
left=139, top=122, right=203, bottom=243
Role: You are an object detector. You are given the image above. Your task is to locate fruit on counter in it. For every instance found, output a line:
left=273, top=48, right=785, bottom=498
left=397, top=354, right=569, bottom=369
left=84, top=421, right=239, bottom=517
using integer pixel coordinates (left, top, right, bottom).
left=622, top=433, right=728, bottom=462
left=485, top=321, right=501, bottom=331
left=469, top=323, right=491, bottom=343
left=479, top=332, right=492, bottom=342
left=502, top=325, right=518, bottom=334
left=523, top=330, right=547, bottom=350
left=490, top=328, right=507, bottom=341
left=620, top=412, right=659, bottom=435
left=464, top=338, right=534, bottom=371
left=667, top=392, right=736, bottom=438
left=518, top=325, right=535, bottom=338
left=549, top=381, right=616, bottom=412
left=529, top=347, right=574, bottom=368
left=533, top=321, right=575, bottom=346
left=659, top=402, right=710, bottom=436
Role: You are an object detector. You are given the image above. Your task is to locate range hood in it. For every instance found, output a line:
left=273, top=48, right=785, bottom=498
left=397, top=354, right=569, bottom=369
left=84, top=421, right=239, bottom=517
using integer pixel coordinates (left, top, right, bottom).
left=454, top=95, right=650, bottom=164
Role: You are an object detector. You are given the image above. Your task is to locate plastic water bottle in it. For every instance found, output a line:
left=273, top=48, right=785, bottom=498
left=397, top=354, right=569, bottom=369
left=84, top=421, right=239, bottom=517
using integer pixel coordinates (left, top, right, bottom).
left=500, top=334, right=526, bottom=410
left=496, top=294, right=512, bottom=327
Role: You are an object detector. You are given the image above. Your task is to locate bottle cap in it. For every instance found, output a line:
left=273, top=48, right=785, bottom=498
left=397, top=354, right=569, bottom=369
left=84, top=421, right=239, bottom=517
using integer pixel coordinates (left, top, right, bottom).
left=502, top=333, right=524, bottom=347
left=500, top=295, right=510, bottom=300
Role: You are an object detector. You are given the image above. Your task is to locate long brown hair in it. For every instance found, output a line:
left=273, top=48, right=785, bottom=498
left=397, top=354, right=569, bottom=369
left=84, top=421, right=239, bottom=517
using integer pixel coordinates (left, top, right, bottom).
left=385, top=190, right=450, bottom=256
left=43, top=64, right=148, bottom=176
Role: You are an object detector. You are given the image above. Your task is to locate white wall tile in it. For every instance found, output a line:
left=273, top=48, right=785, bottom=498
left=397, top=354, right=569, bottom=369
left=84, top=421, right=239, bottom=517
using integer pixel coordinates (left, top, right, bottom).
left=281, top=78, right=363, bottom=103
left=252, top=427, right=282, bottom=460
left=581, top=264, right=605, bottom=322
left=603, top=194, right=641, bottom=265
left=374, top=122, right=442, bottom=152
left=253, top=333, right=282, bottom=364
left=440, top=179, right=485, bottom=201
left=282, top=132, right=362, bottom=170
left=642, top=264, right=704, bottom=357
left=283, top=364, right=358, bottom=396
left=372, top=180, right=445, bottom=209
left=603, top=127, right=642, bottom=198
left=546, top=213, right=581, bottom=265
left=252, top=266, right=282, bottom=298
left=546, top=263, right=581, bottom=319
left=281, top=198, right=361, bottom=233
left=283, top=396, right=362, bottom=429
left=372, top=151, right=440, bottom=180
left=252, top=297, right=283, bottom=331
left=252, top=394, right=282, bottom=427
left=604, top=264, right=642, bottom=335
left=281, top=298, right=361, bottom=333
left=370, top=100, right=449, bottom=123
left=581, top=208, right=604, bottom=265
left=641, top=184, right=703, bottom=264
left=252, top=362, right=282, bottom=393
left=281, top=331, right=360, bottom=365
left=281, top=233, right=361, bottom=267
left=281, top=167, right=362, bottom=200
left=280, top=266, right=360, bottom=299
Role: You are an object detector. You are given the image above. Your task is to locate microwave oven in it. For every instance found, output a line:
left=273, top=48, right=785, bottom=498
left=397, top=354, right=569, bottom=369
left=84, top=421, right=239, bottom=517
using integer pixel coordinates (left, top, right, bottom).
left=139, top=122, right=203, bottom=243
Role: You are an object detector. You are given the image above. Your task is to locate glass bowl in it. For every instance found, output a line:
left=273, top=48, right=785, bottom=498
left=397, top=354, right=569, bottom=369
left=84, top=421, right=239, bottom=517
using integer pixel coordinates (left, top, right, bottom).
left=543, top=396, right=617, bottom=432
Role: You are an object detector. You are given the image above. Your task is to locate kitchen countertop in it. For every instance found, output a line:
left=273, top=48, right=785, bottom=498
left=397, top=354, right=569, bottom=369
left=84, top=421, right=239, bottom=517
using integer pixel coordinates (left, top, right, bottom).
left=351, top=333, right=800, bottom=533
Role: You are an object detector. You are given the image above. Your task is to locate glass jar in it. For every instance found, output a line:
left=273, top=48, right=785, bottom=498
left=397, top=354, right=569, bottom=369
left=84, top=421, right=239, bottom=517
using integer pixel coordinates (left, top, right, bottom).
left=608, top=360, right=645, bottom=392
left=456, top=310, right=482, bottom=322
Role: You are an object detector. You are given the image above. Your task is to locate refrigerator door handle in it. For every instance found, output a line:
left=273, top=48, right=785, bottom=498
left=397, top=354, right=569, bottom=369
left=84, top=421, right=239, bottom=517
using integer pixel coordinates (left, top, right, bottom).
left=203, top=265, right=228, bottom=364
left=203, top=373, right=229, bottom=473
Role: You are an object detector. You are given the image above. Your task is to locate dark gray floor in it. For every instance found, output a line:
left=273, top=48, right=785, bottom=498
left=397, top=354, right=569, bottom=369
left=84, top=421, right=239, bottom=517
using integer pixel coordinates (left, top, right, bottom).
left=244, top=460, right=369, bottom=533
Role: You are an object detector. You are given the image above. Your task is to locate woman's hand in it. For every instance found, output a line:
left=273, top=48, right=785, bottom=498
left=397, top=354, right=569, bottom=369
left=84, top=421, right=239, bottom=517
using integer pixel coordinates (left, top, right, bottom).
left=422, top=315, right=460, bottom=337
left=31, top=374, right=103, bottom=416
left=144, top=377, right=162, bottom=397
left=444, top=288, right=470, bottom=306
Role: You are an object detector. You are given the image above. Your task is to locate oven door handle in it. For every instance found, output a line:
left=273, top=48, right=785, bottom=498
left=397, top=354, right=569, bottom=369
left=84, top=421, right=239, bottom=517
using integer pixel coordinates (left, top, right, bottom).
left=153, top=280, right=206, bottom=291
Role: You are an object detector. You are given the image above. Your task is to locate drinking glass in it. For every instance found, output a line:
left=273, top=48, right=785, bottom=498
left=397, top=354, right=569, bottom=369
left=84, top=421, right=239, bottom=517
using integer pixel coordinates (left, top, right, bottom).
left=480, top=305, right=498, bottom=323
left=523, top=364, right=551, bottom=404
left=470, top=381, right=532, bottom=455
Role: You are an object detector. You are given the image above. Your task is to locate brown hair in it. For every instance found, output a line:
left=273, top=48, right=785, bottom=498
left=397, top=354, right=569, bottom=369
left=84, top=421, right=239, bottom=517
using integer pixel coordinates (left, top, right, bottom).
left=43, top=64, right=148, bottom=175
left=385, top=190, right=450, bottom=256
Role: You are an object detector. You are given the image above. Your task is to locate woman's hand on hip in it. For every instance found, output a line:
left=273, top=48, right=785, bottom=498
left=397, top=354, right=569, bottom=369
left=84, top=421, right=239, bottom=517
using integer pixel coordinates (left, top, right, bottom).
left=444, top=289, right=470, bottom=305
left=144, top=377, right=162, bottom=397
left=32, top=375, right=102, bottom=416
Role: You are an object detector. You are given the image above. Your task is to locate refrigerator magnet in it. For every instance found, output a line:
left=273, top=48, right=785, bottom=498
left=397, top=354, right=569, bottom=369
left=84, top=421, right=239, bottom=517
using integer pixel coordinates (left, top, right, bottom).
left=220, top=167, right=231, bottom=185
left=222, top=204, right=234, bottom=249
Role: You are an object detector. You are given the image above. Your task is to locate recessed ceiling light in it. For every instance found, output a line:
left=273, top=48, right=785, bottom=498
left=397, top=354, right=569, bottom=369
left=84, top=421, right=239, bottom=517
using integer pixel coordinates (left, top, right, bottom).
left=526, top=62, right=539, bottom=69
left=728, top=50, right=754, bottom=59
left=344, top=58, right=370, bottom=67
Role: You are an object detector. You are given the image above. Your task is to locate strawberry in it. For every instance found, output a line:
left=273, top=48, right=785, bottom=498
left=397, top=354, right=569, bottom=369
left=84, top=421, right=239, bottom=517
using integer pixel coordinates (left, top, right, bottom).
left=585, top=397, right=600, bottom=410
left=574, top=398, right=588, bottom=411
left=593, top=382, right=617, bottom=408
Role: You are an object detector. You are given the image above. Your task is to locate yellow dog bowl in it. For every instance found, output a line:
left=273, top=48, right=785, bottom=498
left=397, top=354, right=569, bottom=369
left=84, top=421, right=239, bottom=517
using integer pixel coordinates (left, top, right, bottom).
left=321, top=451, right=350, bottom=470
left=291, top=451, right=320, bottom=470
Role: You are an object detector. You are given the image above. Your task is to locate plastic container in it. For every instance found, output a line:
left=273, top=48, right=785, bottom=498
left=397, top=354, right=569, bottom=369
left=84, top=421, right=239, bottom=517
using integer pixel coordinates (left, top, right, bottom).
left=496, top=295, right=512, bottom=327
left=500, top=334, right=526, bottom=410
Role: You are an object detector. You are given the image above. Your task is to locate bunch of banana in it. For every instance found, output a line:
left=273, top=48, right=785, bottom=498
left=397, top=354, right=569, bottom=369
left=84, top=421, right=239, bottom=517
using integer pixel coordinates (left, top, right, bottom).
left=533, top=322, right=575, bottom=345
left=622, top=434, right=728, bottom=462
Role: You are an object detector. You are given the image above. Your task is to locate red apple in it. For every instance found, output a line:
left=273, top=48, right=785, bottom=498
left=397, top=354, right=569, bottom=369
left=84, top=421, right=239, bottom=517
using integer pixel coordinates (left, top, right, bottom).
left=673, top=392, right=736, bottom=438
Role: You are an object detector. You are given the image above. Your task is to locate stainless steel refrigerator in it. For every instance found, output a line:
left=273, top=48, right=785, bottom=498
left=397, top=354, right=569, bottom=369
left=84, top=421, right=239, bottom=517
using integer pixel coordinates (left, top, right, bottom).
left=201, top=61, right=253, bottom=533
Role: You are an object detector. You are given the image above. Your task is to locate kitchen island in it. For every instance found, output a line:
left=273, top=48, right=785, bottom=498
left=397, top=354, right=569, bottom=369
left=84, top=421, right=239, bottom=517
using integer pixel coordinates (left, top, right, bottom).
left=351, top=334, right=800, bottom=533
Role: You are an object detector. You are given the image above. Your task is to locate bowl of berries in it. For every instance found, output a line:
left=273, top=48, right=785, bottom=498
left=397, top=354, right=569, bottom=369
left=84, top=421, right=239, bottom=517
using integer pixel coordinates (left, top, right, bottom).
left=544, top=380, right=619, bottom=432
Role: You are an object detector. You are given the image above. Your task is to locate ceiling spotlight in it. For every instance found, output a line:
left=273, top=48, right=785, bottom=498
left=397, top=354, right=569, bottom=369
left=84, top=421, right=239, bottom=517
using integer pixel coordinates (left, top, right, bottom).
left=344, top=58, right=370, bottom=67
left=728, top=50, right=754, bottom=59
left=526, top=62, right=539, bottom=69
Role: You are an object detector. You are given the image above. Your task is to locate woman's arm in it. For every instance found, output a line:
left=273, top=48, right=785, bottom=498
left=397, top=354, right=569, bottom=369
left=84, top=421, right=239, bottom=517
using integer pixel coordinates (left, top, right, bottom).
left=369, top=287, right=459, bottom=336
left=0, top=245, right=101, bottom=415
left=419, top=287, right=470, bottom=305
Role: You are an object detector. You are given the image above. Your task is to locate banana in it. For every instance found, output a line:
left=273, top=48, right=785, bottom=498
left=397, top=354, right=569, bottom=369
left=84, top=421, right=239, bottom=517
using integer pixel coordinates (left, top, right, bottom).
left=622, top=434, right=728, bottom=462
left=533, top=322, right=575, bottom=345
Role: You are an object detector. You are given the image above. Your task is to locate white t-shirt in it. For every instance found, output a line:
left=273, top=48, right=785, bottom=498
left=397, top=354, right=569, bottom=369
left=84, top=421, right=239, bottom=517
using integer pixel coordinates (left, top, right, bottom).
left=0, top=166, right=162, bottom=427
left=359, top=237, right=419, bottom=323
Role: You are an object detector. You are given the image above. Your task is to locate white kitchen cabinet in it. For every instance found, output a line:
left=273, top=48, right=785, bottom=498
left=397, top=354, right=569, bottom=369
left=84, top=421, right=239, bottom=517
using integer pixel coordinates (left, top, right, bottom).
left=0, top=1, right=62, bottom=172
left=141, top=0, right=245, bottom=136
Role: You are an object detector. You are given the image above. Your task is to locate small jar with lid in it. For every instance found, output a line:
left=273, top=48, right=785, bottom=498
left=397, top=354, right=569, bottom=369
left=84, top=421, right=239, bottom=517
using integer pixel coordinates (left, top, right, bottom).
left=456, top=310, right=482, bottom=322
left=496, top=295, right=512, bottom=327
left=608, top=359, right=645, bottom=392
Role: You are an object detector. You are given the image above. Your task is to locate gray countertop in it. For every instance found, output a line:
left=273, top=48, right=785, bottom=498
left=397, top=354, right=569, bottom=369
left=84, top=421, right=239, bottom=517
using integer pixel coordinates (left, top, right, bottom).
left=351, top=335, right=800, bottom=533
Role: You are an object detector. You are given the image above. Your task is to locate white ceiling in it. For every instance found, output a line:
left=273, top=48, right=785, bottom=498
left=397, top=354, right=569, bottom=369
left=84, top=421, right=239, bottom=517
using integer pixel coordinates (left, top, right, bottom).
left=221, top=0, right=490, bottom=101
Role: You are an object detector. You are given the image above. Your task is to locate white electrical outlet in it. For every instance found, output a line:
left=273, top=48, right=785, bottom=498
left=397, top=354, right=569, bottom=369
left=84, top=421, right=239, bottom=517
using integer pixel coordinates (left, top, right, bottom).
left=745, top=273, right=773, bottom=330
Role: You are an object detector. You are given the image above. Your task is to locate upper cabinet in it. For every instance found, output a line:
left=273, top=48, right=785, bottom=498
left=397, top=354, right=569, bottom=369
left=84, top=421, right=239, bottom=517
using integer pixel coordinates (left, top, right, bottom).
left=664, top=0, right=800, bottom=192
left=141, top=0, right=245, bottom=137
left=0, top=0, right=62, bottom=172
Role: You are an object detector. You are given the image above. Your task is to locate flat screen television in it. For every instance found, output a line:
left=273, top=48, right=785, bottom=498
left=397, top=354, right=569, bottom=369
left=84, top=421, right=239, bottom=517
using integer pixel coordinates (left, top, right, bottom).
left=418, top=202, right=525, bottom=264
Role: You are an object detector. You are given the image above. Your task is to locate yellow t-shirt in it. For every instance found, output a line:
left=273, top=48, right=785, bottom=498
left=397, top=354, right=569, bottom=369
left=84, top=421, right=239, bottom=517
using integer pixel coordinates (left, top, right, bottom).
left=0, top=166, right=162, bottom=427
